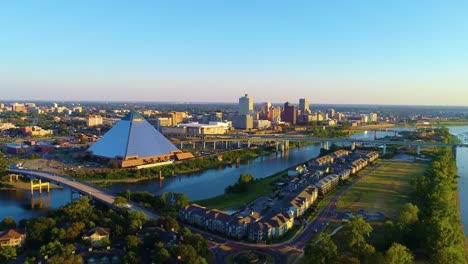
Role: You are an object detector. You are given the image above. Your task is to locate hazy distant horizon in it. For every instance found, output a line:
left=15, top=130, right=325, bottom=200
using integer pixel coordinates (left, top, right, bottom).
left=2, top=1, right=468, bottom=106
left=2, top=99, right=468, bottom=109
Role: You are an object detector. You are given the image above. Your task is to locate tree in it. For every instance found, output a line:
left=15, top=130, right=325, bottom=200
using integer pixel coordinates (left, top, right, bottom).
left=172, top=244, right=207, bottom=264
left=123, top=251, right=143, bottom=264
left=47, top=244, right=82, bottom=264
left=154, top=248, right=171, bottom=263
left=0, top=246, right=17, bottom=263
left=157, top=216, right=180, bottom=232
left=65, top=222, right=85, bottom=242
left=0, top=153, right=9, bottom=175
left=398, top=203, right=419, bottom=228
left=184, top=233, right=210, bottom=258
left=27, top=217, right=57, bottom=245
left=127, top=211, right=147, bottom=232
left=113, top=196, right=128, bottom=207
left=125, top=235, right=142, bottom=252
left=40, top=240, right=63, bottom=257
left=0, top=217, right=17, bottom=230
left=344, top=217, right=375, bottom=260
left=98, top=237, right=111, bottom=248
left=238, top=173, right=254, bottom=184
left=304, top=233, right=338, bottom=264
left=61, top=196, right=94, bottom=222
left=384, top=243, right=414, bottom=264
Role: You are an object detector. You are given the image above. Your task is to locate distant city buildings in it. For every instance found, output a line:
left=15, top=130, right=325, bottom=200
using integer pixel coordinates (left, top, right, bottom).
left=299, top=98, right=310, bottom=114
left=232, top=114, right=253, bottom=130
left=19, top=126, right=53, bottom=137
left=87, top=115, right=103, bottom=127
left=162, top=122, right=230, bottom=137
left=12, top=103, right=26, bottom=113
left=270, top=106, right=282, bottom=122
left=239, top=94, right=254, bottom=115
left=283, top=102, right=297, bottom=125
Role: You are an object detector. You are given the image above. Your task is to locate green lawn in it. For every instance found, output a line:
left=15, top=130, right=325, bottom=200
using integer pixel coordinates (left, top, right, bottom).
left=336, top=161, right=428, bottom=218
left=193, top=171, right=287, bottom=210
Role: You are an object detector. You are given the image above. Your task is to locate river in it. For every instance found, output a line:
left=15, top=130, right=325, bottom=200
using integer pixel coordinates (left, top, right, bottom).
left=1, top=127, right=467, bottom=236
left=1, top=143, right=323, bottom=221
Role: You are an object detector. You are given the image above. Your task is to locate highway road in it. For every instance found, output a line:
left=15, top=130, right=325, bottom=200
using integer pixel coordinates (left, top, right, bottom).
left=7, top=168, right=160, bottom=220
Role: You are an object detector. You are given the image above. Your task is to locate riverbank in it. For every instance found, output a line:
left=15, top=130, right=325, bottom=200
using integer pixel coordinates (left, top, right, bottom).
left=193, top=170, right=288, bottom=209
left=71, top=147, right=277, bottom=181
left=0, top=180, right=62, bottom=191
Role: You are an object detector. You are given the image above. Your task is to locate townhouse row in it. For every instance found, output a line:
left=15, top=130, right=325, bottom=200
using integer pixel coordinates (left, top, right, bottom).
left=180, top=184, right=318, bottom=241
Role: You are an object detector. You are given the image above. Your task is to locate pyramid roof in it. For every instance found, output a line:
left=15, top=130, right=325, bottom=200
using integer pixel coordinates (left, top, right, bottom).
left=88, top=111, right=180, bottom=159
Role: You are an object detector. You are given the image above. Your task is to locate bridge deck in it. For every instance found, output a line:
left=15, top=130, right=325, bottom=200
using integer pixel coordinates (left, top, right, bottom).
left=7, top=169, right=159, bottom=219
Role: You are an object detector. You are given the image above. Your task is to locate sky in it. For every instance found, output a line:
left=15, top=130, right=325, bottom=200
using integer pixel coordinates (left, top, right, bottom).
left=1, top=1, right=468, bottom=105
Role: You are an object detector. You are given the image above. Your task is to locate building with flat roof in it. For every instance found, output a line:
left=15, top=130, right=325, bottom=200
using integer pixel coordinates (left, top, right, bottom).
left=239, top=94, right=254, bottom=115
left=299, top=98, right=310, bottom=114
left=162, top=122, right=229, bottom=137
left=87, top=111, right=183, bottom=168
left=284, top=102, right=297, bottom=125
left=87, top=115, right=103, bottom=127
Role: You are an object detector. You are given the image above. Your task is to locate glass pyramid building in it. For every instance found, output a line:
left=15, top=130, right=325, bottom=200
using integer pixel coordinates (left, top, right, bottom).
left=87, top=111, right=181, bottom=167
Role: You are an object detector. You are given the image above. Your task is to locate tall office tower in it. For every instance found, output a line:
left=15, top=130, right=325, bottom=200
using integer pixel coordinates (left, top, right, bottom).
left=336, top=112, right=343, bottom=121
left=299, top=98, right=310, bottom=114
left=87, top=115, right=103, bottom=127
left=327, top=109, right=336, bottom=119
left=369, top=113, right=378, bottom=122
left=270, top=106, right=282, bottom=122
left=284, top=102, right=297, bottom=125
left=239, top=94, right=254, bottom=115
left=261, top=102, right=271, bottom=113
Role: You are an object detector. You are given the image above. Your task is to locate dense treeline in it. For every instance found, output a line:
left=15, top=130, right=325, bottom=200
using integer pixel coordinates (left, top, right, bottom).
left=117, top=191, right=189, bottom=216
left=0, top=197, right=208, bottom=263
left=412, top=127, right=466, bottom=263
left=305, top=127, right=466, bottom=264
left=71, top=148, right=267, bottom=180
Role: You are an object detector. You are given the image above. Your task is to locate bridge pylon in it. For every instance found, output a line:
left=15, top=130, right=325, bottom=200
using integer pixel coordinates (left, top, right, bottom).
left=30, top=179, right=50, bottom=195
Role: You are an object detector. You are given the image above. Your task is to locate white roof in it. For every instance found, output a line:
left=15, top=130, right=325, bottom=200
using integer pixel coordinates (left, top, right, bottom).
left=88, top=111, right=180, bottom=159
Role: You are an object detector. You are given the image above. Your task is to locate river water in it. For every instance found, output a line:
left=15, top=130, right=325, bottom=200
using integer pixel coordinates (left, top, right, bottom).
left=0, top=143, right=322, bottom=221
left=1, top=127, right=467, bottom=236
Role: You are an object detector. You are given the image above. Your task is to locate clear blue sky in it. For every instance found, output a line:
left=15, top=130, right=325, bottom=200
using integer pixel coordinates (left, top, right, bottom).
left=1, top=1, right=468, bottom=105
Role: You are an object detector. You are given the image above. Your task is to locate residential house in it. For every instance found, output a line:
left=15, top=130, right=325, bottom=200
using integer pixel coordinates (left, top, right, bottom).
left=0, top=229, right=26, bottom=247
left=82, top=227, right=111, bottom=247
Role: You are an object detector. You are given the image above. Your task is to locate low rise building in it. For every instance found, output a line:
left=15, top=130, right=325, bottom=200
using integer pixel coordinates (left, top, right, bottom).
left=19, top=126, right=53, bottom=137
left=5, top=143, right=29, bottom=155
left=0, top=229, right=26, bottom=248
left=162, top=122, right=229, bottom=137
left=315, top=174, right=340, bottom=195
left=286, top=185, right=318, bottom=217
left=82, top=227, right=111, bottom=247
left=313, top=155, right=334, bottom=166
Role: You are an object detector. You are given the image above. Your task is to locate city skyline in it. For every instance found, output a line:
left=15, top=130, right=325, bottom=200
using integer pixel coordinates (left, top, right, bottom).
left=2, top=1, right=468, bottom=106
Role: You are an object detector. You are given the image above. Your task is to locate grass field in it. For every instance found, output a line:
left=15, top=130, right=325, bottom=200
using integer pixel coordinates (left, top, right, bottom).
left=194, top=171, right=287, bottom=210
left=336, top=160, right=428, bottom=219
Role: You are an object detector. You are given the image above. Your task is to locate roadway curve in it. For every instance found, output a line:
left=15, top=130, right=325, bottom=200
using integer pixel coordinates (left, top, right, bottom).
left=7, top=168, right=160, bottom=219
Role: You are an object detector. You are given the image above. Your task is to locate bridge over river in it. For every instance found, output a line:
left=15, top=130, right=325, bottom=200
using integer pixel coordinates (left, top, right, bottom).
left=7, top=168, right=160, bottom=219
left=179, top=134, right=468, bottom=155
